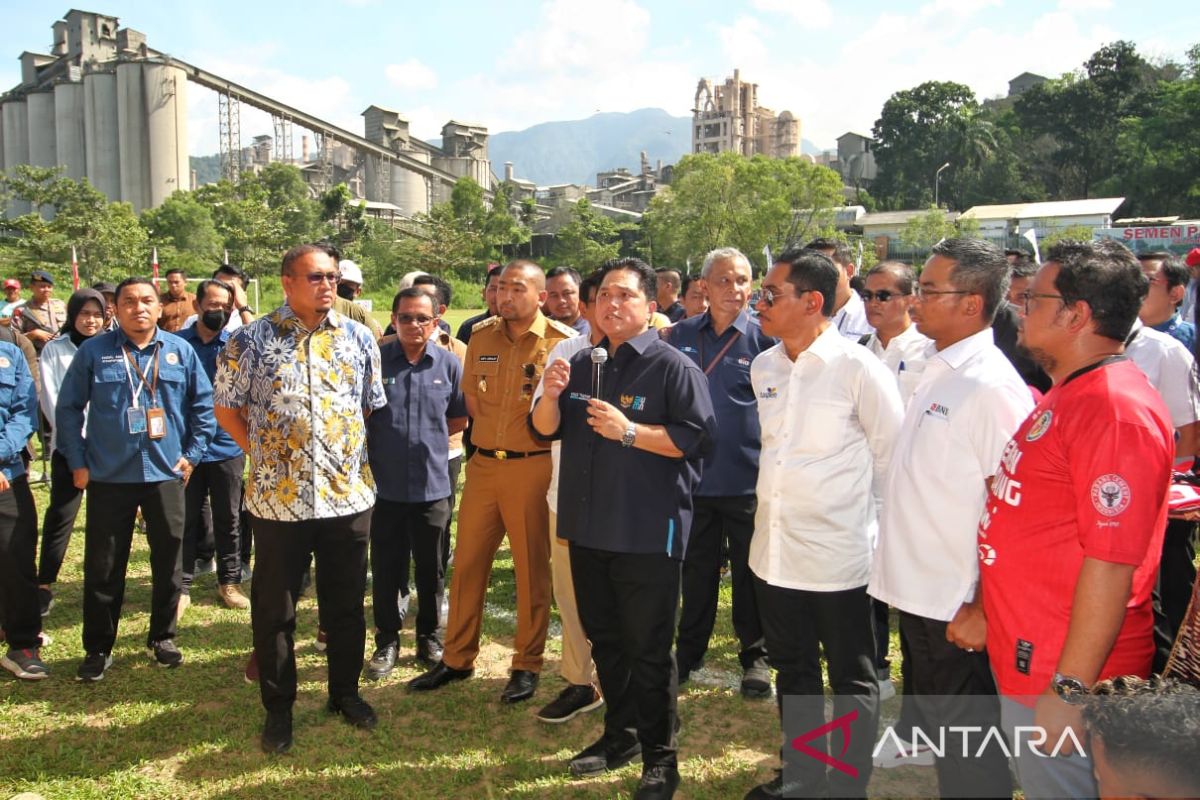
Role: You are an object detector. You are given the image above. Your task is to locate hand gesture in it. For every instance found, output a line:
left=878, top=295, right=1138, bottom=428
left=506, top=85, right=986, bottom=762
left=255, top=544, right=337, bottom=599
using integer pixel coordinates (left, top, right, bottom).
left=541, top=358, right=571, bottom=401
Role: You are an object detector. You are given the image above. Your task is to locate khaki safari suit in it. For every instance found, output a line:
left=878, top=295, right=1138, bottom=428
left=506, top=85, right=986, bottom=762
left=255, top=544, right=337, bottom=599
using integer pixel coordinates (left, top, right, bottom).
left=442, top=311, right=575, bottom=673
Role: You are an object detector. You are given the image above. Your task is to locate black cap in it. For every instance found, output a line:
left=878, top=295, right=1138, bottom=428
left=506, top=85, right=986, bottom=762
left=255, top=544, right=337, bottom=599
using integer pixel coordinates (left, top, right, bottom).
left=91, top=281, right=116, bottom=295
left=30, top=269, right=54, bottom=285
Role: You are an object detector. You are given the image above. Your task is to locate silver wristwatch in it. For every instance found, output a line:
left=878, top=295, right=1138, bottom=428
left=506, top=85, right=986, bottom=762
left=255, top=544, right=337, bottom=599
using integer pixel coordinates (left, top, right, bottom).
left=620, top=423, right=636, bottom=448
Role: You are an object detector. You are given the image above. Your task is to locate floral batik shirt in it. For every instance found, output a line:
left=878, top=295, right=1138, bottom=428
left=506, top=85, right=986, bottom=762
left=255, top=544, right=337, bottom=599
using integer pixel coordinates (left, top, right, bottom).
left=213, top=304, right=386, bottom=521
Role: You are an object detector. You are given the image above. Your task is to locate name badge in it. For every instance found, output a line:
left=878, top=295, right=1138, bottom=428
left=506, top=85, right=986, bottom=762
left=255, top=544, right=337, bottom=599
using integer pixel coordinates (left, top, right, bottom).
left=146, top=407, right=167, bottom=440
left=127, top=407, right=147, bottom=434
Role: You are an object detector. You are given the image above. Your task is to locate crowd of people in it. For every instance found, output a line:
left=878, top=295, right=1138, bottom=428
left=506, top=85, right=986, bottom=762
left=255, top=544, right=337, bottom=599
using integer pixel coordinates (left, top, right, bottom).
left=1, top=236, right=1200, bottom=800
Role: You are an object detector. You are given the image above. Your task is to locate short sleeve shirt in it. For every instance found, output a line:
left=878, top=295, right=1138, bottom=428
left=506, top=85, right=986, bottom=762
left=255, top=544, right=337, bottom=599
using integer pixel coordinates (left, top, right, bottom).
left=159, top=292, right=195, bottom=333
left=213, top=305, right=385, bottom=521
left=980, top=358, right=1174, bottom=700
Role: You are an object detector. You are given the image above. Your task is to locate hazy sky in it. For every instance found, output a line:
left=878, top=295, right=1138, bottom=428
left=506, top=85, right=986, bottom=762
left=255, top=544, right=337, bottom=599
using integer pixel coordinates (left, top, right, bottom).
left=1, top=0, right=1196, bottom=159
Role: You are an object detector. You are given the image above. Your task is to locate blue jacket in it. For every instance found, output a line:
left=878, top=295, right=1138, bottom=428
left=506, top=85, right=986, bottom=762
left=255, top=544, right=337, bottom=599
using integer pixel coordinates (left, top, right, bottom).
left=0, top=341, right=37, bottom=482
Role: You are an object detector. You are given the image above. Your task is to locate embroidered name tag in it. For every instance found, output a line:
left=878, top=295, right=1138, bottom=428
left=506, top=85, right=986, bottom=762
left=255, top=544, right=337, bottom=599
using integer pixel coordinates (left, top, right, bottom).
left=478, top=355, right=499, bottom=362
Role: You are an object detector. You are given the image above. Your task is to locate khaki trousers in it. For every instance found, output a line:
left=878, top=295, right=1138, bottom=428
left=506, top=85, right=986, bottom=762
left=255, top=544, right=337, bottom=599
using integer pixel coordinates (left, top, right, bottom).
left=549, top=511, right=596, bottom=686
left=442, top=453, right=552, bottom=672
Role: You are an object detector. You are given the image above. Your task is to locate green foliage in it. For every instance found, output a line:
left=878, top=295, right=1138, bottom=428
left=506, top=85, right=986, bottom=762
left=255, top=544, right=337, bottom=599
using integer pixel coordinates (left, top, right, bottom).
left=140, top=190, right=223, bottom=275
left=0, top=166, right=149, bottom=284
left=1039, top=224, right=1096, bottom=248
left=549, top=198, right=625, bottom=268
left=642, top=152, right=845, bottom=273
left=899, top=207, right=982, bottom=252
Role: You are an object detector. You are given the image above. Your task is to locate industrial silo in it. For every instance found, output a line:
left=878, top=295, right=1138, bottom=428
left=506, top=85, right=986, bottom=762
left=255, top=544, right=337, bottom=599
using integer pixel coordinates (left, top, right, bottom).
left=391, top=151, right=429, bottom=216
left=84, top=69, right=121, bottom=202
left=2, top=99, right=31, bottom=216
left=143, top=62, right=187, bottom=208
left=117, top=61, right=149, bottom=212
left=54, top=82, right=87, bottom=181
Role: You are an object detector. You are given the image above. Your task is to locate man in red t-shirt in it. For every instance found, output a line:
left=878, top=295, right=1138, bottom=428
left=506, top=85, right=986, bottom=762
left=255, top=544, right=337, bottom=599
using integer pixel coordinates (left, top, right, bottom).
left=980, top=239, right=1174, bottom=799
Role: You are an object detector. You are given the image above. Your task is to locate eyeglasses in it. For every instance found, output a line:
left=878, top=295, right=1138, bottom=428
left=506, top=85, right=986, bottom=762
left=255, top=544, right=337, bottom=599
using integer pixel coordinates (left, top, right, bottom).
left=759, top=286, right=815, bottom=307
left=1019, top=291, right=1065, bottom=314
left=301, top=272, right=341, bottom=285
left=396, top=314, right=435, bottom=326
left=914, top=285, right=969, bottom=300
left=858, top=289, right=909, bottom=303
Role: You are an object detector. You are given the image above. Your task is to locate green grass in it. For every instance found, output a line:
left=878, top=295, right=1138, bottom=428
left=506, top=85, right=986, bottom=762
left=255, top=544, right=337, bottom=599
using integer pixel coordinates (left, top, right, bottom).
left=1, top=476, right=939, bottom=799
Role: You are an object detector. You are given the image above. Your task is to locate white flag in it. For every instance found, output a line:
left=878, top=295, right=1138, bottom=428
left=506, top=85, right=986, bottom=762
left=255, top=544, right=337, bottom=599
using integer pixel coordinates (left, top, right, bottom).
left=1022, top=228, right=1041, bottom=264
left=856, top=240, right=864, bottom=270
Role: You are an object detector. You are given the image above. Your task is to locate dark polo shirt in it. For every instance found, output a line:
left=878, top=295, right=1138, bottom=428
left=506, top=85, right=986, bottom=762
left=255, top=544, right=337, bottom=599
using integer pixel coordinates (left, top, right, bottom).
left=541, top=328, right=716, bottom=559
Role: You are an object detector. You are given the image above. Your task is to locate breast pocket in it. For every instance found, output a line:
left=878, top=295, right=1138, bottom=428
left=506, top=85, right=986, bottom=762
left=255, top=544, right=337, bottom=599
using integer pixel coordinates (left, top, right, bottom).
left=93, top=365, right=127, bottom=406
left=796, top=400, right=852, bottom=456
left=0, top=368, right=15, bottom=409
left=472, top=359, right=499, bottom=393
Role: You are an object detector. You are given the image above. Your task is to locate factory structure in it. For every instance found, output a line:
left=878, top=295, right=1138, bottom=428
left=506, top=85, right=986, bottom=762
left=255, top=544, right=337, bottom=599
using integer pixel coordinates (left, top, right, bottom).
left=692, top=69, right=800, bottom=159
left=1, top=9, right=495, bottom=218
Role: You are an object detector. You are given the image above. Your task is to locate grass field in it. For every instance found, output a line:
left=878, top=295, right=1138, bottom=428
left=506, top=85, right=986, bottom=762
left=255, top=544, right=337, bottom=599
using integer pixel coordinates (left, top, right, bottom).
left=0, top=307, right=943, bottom=798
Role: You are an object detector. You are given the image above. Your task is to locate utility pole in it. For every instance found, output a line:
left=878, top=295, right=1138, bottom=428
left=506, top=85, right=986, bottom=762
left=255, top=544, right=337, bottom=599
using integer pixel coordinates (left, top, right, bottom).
left=935, top=162, right=950, bottom=209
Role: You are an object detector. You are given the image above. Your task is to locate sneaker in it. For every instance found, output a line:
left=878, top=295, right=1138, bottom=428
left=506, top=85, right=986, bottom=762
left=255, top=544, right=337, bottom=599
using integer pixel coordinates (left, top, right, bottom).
left=634, top=764, right=680, bottom=799
left=740, top=665, right=772, bottom=699
left=365, top=643, right=398, bottom=681
left=38, top=587, right=54, bottom=617
left=878, top=677, right=897, bottom=702
left=176, top=592, right=191, bottom=621
left=218, top=584, right=250, bottom=610
left=873, top=734, right=935, bottom=768
left=149, top=639, right=183, bottom=669
left=536, top=683, right=604, bottom=723
left=2, top=647, right=50, bottom=680
left=315, top=628, right=328, bottom=652
left=244, top=649, right=259, bottom=684
left=77, top=652, right=113, bottom=682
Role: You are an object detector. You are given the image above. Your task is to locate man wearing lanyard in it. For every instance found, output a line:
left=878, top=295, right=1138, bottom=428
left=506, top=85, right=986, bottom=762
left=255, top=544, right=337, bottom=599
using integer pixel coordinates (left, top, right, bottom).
left=664, top=247, right=775, bottom=697
left=56, top=278, right=215, bottom=681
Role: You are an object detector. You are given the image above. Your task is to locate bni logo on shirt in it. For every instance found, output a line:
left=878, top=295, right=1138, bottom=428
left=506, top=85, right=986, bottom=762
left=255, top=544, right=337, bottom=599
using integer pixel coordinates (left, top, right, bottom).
left=926, top=402, right=950, bottom=419
left=758, top=387, right=778, bottom=399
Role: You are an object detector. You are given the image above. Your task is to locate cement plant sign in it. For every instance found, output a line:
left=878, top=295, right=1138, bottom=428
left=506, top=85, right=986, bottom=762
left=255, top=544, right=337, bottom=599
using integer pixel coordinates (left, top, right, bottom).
left=1094, top=223, right=1200, bottom=255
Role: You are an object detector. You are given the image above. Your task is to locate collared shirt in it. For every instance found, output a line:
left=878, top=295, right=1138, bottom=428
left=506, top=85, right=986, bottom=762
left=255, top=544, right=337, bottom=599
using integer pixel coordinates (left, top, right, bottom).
left=864, top=323, right=931, bottom=405
left=334, top=295, right=383, bottom=340
left=456, top=311, right=493, bottom=346
left=176, top=325, right=242, bottom=463
left=463, top=311, right=575, bottom=453
left=546, top=328, right=716, bottom=557
left=368, top=341, right=466, bottom=503
left=1125, top=319, right=1200, bottom=429
left=158, top=291, right=195, bottom=333
left=750, top=325, right=904, bottom=592
left=213, top=305, right=385, bottom=521
left=867, top=328, right=1033, bottom=621
left=663, top=301, right=686, bottom=323
left=0, top=341, right=37, bottom=482
left=666, top=309, right=775, bottom=496
left=56, top=327, right=216, bottom=483
left=17, top=297, right=67, bottom=348
left=568, top=315, right=591, bottom=337
left=1151, top=312, right=1196, bottom=351
left=831, top=291, right=873, bottom=340
left=0, top=298, right=26, bottom=321
left=379, top=329, right=469, bottom=456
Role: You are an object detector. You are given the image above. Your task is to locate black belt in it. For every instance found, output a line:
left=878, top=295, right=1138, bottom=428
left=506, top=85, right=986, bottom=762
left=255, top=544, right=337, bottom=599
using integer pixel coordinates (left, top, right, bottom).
left=476, top=447, right=550, bottom=461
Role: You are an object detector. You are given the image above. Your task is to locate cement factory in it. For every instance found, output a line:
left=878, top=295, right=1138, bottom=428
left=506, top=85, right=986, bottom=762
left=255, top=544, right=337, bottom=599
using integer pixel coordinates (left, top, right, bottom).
left=0, top=9, right=495, bottom=219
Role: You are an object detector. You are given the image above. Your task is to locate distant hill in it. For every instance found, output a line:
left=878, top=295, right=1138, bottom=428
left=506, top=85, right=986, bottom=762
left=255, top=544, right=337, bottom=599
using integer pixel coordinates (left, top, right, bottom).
left=190, top=154, right=221, bottom=186
left=482, top=108, right=824, bottom=187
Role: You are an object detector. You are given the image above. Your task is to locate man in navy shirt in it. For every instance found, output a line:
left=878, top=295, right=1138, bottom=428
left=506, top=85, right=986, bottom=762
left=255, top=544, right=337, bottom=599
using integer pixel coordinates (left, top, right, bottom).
left=177, top=279, right=248, bottom=614
left=533, top=257, right=716, bottom=800
left=365, top=288, right=467, bottom=679
left=57, top=277, right=215, bottom=681
left=665, top=246, right=774, bottom=698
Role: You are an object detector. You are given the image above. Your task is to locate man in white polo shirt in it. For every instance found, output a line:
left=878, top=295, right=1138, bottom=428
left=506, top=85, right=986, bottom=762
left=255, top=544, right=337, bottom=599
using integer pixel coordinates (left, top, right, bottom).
left=745, top=246, right=903, bottom=799
left=858, top=261, right=929, bottom=405
left=867, top=238, right=1032, bottom=798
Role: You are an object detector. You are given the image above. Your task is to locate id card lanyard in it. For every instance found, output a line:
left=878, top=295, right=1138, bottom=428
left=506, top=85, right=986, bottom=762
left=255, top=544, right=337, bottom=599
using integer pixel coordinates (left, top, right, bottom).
left=123, top=343, right=161, bottom=435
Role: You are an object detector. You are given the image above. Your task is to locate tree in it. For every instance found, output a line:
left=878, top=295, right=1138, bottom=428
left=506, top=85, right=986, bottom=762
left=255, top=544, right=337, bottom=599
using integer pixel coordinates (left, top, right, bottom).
left=0, top=166, right=148, bottom=283
left=258, top=163, right=324, bottom=243
left=899, top=207, right=981, bottom=252
left=140, top=190, right=223, bottom=274
left=642, top=152, right=844, bottom=271
left=551, top=199, right=625, bottom=267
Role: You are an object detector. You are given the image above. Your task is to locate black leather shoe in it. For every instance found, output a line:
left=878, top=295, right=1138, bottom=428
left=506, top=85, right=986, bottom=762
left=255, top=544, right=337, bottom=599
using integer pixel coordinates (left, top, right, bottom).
left=634, top=764, right=680, bottom=799
left=568, top=733, right=642, bottom=777
left=407, top=660, right=473, bottom=692
left=500, top=669, right=539, bottom=704
left=416, top=635, right=443, bottom=668
left=327, top=694, right=378, bottom=730
left=743, top=771, right=806, bottom=799
left=261, top=709, right=293, bottom=754
left=365, top=643, right=397, bottom=681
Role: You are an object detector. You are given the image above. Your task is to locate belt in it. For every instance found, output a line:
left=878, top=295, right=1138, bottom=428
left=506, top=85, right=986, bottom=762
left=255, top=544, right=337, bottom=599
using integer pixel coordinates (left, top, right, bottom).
left=476, top=447, right=550, bottom=460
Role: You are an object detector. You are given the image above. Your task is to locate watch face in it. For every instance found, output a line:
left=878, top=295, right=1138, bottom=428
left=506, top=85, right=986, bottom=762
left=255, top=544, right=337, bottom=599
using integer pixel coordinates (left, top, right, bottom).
left=1054, top=676, right=1088, bottom=705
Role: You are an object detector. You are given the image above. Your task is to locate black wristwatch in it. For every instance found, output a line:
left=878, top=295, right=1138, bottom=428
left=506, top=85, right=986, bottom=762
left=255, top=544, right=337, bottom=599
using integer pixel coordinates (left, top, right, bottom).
left=238, top=305, right=253, bottom=315
left=1051, top=672, right=1089, bottom=705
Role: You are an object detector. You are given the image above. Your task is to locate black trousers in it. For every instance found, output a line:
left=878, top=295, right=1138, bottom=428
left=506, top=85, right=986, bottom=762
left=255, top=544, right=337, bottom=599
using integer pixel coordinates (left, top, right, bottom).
left=0, top=475, right=40, bottom=649
left=82, top=480, right=185, bottom=653
left=755, top=577, right=878, bottom=798
left=1153, top=518, right=1197, bottom=672
left=37, top=450, right=84, bottom=585
left=570, top=543, right=680, bottom=768
left=371, top=497, right=450, bottom=644
left=676, top=494, right=766, bottom=671
left=182, top=456, right=244, bottom=589
left=251, top=509, right=371, bottom=712
left=898, top=611, right=1013, bottom=799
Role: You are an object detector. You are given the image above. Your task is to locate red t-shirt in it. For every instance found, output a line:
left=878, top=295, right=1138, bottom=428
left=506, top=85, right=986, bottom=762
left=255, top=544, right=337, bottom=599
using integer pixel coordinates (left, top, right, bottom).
left=979, top=358, right=1173, bottom=701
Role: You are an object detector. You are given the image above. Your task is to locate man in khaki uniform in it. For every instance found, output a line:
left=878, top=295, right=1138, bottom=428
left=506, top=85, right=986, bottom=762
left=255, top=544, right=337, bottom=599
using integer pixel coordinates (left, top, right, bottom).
left=16, top=270, right=67, bottom=353
left=409, top=259, right=575, bottom=704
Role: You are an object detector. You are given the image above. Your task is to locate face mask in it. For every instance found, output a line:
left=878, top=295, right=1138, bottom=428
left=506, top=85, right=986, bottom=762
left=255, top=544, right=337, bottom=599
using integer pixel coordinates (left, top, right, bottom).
left=201, top=309, right=230, bottom=331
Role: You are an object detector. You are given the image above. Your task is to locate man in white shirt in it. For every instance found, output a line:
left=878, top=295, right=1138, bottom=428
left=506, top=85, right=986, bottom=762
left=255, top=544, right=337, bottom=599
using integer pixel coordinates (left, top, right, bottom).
left=867, top=238, right=1032, bottom=798
left=1123, top=318, right=1200, bottom=671
left=745, top=247, right=903, bottom=799
left=805, top=238, right=873, bottom=340
left=859, top=261, right=929, bottom=405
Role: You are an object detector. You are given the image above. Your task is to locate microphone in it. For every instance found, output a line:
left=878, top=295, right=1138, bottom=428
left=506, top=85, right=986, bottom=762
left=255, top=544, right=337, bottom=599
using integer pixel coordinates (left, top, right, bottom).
left=590, top=347, right=608, bottom=401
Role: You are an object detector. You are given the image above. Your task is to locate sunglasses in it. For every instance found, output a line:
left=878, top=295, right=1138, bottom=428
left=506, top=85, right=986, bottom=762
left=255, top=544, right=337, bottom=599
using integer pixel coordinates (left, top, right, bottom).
left=301, top=272, right=341, bottom=285
left=759, top=286, right=815, bottom=307
left=396, top=314, right=435, bottom=326
left=859, top=289, right=909, bottom=303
